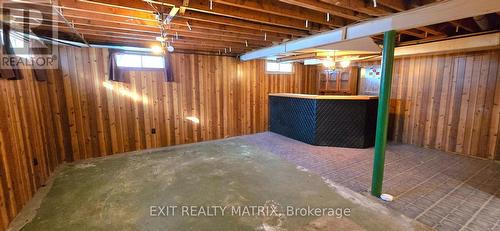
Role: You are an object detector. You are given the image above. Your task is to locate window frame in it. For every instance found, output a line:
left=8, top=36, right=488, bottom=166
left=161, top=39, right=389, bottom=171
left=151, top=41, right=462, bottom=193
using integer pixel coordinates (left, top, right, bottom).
left=115, top=53, right=165, bottom=70
left=265, top=61, right=294, bottom=74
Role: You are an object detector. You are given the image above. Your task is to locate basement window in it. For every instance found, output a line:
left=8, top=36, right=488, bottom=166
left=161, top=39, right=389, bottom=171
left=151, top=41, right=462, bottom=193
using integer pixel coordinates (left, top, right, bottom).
left=266, top=61, right=293, bottom=74
left=115, top=54, right=164, bottom=69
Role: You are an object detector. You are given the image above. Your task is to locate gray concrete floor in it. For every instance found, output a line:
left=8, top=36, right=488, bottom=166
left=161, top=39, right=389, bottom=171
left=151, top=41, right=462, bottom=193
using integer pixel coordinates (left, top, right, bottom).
left=243, top=132, right=500, bottom=231
left=15, top=135, right=429, bottom=231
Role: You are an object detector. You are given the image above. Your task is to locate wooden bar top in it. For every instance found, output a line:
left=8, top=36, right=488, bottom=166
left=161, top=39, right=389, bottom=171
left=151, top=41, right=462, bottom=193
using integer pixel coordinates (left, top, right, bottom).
left=269, top=93, right=378, bottom=100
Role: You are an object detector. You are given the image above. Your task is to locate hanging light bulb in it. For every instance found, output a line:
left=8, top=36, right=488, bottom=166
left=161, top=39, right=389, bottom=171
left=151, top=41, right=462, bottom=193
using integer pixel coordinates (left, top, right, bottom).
left=151, top=45, right=163, bottom=54
left=340, top=60, right=351, bottom=68
left=322, top=57, right=334, bottom=68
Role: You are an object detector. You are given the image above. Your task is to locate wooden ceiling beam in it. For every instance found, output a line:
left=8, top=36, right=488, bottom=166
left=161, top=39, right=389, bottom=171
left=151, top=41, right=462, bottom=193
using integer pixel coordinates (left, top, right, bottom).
left=82, top=0, right=315, bottom=34
left=7, top=8, right=279, bottom=43
left=54, top=32, right=249, bottom=54
left=178, top=10, right=308, bottom=36
left=278, top=0, right=369, bottom=21
left=74, top=36, right=247, bottom=55
left=319, top=0, right=395, bottom=16
left=19, top=0, right=305, bottom=37
left=15, top=20, right=270, bottom=47
left=280, top=0, right=441, bottom=38
left=399, top=30, right=427, bottom=38
left=66, top=31, right=255, bottom=50
left=416, top=26, right=444, bottom=36
left=376, top=0, right=407, bottom=11
left=168, top=0, right=328, bottom=31
left=449, top=20, right=476, bottom=33
left=24, top=22, right=260, bottom=50
left=210, top=0, right=348, bottom=27
left=8, top=1, right=292, bottom=42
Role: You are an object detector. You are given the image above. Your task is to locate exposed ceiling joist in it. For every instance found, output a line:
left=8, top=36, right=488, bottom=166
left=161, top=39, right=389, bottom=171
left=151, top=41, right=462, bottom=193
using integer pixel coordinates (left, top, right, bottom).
left=278, top=0, right=369, bottom=21
left=449, top=20, right=476, bottom=33
left=320, top=0, right=395, bottom=16
left=5, top=0, right=498, bottom=55
left=241, top=0, right=500, bottom=60
left=80, top=0, right=310, bottom=36
left=211, top=0, right=347, bottom=27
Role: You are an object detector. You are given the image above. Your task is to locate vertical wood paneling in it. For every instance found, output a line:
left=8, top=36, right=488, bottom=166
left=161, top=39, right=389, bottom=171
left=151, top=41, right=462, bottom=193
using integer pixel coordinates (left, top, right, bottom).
left=0, top=63, right=71, bottom=231
left=0, top=47, right=317, bottom=231
left=1, top=45, right=498, bottom=231
left=361, top=49, right=500, bottom=160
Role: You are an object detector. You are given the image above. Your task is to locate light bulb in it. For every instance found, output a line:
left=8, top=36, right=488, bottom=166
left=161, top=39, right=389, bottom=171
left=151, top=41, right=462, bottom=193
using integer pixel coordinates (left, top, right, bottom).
left=340, top=60, right=350, bottom=68
left=167, top=45, right=174, bottom=52
left=151, top=45, right=163, bottom=54
left=322, top=58, right=334, bottom=68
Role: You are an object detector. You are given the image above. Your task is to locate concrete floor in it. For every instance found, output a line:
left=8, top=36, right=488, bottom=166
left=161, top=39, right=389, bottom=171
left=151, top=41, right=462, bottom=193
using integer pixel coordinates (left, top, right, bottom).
left=243, top=133, right=500, bottom=231
left=14, top=135, right=429, bottom=231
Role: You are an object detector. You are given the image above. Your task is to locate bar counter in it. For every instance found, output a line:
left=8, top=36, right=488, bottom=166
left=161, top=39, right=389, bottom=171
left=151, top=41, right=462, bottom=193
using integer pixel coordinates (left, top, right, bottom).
left=269, top=93, right=378, bottom=148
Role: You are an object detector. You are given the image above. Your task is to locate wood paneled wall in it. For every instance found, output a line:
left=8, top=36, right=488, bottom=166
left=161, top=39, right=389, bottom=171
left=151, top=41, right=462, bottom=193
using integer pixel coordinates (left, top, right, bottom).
left=361, top=49, right=500, bottom=160
left=58, top=47, right=318, bottom=159
left=0, top=66, right=71, bottom=229
left=0, top=46, right=318, bottom=230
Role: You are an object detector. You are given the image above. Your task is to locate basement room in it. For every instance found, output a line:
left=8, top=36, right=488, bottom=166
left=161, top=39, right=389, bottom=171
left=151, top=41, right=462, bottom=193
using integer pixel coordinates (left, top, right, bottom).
left=1, top=0, right=499, bottom=230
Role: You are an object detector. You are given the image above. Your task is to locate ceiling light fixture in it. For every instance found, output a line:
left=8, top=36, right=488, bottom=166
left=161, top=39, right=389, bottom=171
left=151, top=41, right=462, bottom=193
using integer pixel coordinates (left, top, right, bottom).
left=167, top=44, right=174, bottom=52
left=322, top=56, right=334, bottom=68
left=340, top=60, right=351, bottom=68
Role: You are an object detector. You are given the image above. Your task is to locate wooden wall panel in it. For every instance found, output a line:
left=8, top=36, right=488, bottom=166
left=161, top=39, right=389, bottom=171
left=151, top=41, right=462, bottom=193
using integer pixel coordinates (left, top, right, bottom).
left=0, top=67, right=71, bottom=230
left=0, top=46, right=318, bottom=230
left=360, top=49, right=500, bottom=160
left=57, top=47, right=318, bottom=158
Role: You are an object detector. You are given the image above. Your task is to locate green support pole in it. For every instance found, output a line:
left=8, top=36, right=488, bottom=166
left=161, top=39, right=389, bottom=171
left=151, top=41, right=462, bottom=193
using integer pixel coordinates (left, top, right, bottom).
left=371, top=30, right=396, bottom=197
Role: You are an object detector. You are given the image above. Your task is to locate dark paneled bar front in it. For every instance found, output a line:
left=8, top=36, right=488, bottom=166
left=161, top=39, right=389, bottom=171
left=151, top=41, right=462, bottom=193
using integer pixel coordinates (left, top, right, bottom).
left=269, top=93, right=378, bottom=148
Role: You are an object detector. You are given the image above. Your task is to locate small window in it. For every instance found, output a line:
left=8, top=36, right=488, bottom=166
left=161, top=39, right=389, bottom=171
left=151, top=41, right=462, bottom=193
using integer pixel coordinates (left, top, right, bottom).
left=115, top=54, right=164, bottom=69
left=266, top=62, right=293, bottom=74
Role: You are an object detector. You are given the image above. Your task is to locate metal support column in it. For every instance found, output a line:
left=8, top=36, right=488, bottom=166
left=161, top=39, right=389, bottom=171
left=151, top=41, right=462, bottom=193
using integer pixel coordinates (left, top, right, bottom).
left=371, top=30, right=396, bottom=197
